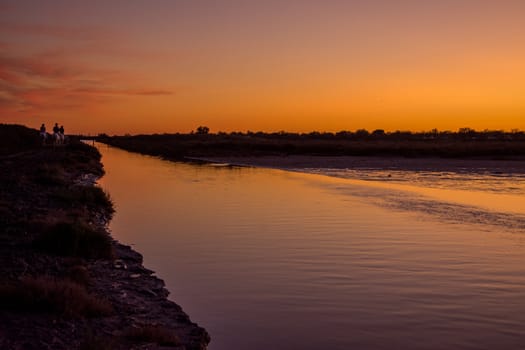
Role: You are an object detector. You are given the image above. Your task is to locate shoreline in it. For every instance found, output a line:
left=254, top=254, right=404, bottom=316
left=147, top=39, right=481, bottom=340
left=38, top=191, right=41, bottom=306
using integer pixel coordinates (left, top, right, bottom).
left=185, top=155, right=525, bottom=174
left=0, top=126, right=209, bottom=349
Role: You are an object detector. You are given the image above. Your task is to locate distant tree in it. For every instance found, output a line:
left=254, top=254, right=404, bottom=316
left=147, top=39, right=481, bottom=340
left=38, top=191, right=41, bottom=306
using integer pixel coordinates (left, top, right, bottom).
left=336, top=130, right=352, bottom=138
left=355, top=129, right=369, bottom=137
left=196, top=126, right=210, bottom=135
left=372, top=129, right=385, bottom=136
left=458, top=127, right=475, bottom=134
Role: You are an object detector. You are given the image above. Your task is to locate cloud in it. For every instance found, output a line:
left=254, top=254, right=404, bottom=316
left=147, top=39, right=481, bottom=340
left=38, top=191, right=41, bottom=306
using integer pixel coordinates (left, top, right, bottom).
left=0, top=52, right=174, bottom=115
left=0, top=22, right=175, bottom=62
left=71, top=87, right=174, bottom=96
left=0, top=20, right=177, bottom=119
left=0, top=22, right=105, bottom=41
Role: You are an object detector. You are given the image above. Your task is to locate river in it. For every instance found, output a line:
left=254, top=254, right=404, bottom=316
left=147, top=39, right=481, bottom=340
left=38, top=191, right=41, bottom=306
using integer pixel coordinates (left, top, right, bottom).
left=97, top=143, right=525, bottom=350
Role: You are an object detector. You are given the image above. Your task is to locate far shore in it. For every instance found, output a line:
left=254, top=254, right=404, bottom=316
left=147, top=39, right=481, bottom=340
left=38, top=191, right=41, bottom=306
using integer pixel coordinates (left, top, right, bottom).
left=97, top=131, right=525, bottom=173
left=186, top=155, right=525, bottom=174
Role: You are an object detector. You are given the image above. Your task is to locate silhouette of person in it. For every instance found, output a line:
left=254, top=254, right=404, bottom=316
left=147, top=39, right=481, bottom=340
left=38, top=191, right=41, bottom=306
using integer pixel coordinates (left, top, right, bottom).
left=53, top=123, right=59, bottom=134
left=59, top=125, right=65, bottom=143
left=40, top=123, right=46, bottom=145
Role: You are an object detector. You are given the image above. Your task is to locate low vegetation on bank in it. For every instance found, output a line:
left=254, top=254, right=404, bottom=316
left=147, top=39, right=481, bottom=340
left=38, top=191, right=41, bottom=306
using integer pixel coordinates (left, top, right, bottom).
left=98, top=128, right=525, bottom=159
left=0, top=124, right=210, bottom=349
left=0, top=276, right=113, bottom=318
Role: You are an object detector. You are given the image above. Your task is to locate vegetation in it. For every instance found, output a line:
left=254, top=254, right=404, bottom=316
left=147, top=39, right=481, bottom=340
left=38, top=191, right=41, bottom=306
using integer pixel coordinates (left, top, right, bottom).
left=0, top=123, right=41, bottom=155
left=0, top=124, right=210, bottom=349
left=98, top=128, right=525, bottom=159
left=79, top=332, right=116, bottom=350
left=125, top=325, right=181, bottom=346
left=52, top=185, right=114, bottom=216
left=64, top=264, right=91, bottom=286
left=34, top=221, right=114, bottom=259
left=0, top=276, right=113, bottom=318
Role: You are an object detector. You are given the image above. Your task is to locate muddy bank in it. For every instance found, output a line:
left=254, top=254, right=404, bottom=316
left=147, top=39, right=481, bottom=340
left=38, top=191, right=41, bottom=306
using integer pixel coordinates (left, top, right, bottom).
left=0, top=125, right=209, bottom=349
left=189, top=155, right=525, bottom=174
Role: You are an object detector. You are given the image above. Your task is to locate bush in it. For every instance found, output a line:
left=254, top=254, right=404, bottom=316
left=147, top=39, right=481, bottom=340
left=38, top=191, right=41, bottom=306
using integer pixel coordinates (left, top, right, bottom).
left=52, top=186, right=114, bottom=216
left=125, top=325, right=181, bottom=346
left=79, top=331, right=116, bottom=350
left=65, top=265, right=91, bottom=286
left=0, top=276, right=113, bottom=318
left=34, top=221, right=114, bottom=259
left=33, top=164, right=67, bottom=186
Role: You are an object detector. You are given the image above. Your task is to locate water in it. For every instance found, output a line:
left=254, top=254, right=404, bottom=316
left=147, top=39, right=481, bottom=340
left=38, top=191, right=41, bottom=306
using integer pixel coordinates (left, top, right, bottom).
left=96, top=143, right=525, bottom=350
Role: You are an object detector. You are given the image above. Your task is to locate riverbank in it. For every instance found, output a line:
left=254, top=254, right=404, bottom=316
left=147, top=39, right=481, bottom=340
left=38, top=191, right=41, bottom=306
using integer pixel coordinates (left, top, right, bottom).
left=187, top=155, right=525, bottom=174
left=98, top=131, right=525, bottom=160
left=0, top=125, right=209, bottom=349
left=98, top=132, right=525, bottom=174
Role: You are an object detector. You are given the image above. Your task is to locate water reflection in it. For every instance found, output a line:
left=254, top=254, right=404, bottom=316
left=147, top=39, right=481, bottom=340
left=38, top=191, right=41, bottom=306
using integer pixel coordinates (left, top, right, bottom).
left=97, top=144, right=525, bottom=350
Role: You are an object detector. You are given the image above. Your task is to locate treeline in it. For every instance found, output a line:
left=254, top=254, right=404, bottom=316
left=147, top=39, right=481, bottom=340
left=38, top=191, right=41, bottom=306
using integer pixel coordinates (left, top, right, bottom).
left=100, top=127, right=525, bottom=141
left=97, top=127, right=525, bottom=159
left=206, top=128, right=525, bottom=141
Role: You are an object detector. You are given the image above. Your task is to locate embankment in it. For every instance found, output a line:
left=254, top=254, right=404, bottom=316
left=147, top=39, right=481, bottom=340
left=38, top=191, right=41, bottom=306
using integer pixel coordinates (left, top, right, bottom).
left=0, top=124, right=209, bottom=350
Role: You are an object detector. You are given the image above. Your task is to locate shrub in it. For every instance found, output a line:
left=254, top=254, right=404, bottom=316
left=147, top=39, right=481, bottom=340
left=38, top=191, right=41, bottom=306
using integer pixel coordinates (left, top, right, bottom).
left=34, top=221, right=114, bottom=259
left=65, top=265, right=91, bottom=286
left=33, top=164, right=67, bottom=186
left=0, top=276, right=112, bottom=318
left=52, top=186, right=115, bottom=216
left=79, top=331, right=116, bottom=350
left=125, top=325, right=181, bottom=346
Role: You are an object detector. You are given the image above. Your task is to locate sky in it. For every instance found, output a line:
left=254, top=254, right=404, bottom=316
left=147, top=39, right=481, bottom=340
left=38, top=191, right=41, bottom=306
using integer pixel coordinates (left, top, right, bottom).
left=1, top=0, right=524, bottom=135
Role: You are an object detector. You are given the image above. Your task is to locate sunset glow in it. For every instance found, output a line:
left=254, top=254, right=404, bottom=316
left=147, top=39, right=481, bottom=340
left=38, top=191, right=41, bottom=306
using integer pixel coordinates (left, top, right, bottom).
left=1, top=1, right=524, bottom=134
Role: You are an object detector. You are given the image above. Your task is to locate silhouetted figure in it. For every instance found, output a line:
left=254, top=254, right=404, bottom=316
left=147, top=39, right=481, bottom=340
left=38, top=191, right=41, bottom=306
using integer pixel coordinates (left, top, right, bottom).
left=59, top=125, right=65, bottom=144
left=40, top=123, right=46, bottom=145
left=52, top=123, right=61, bottom=145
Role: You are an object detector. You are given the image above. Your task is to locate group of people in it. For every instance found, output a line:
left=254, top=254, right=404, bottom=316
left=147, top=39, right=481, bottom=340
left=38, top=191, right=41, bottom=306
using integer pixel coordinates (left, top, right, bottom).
left=39, top=123, right=66, bottom=145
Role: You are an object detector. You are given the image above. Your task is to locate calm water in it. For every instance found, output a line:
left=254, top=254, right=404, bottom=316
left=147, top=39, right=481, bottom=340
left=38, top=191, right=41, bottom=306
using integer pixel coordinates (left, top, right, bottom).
left=97, top=144, right=525, bottom=350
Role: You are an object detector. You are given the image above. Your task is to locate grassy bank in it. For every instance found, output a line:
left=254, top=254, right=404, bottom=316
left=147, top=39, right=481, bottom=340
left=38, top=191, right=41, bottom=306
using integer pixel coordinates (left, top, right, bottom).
left=0, top=124, right=209, bottom=349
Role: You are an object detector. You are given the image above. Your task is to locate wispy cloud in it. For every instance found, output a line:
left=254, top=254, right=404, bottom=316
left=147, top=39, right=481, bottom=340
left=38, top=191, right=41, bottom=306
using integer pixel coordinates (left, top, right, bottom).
left=0, top=50, right=175, bottom=114
left=71, top=87, right=173, bottom=96
left=0, top=22, right=105, bottom=41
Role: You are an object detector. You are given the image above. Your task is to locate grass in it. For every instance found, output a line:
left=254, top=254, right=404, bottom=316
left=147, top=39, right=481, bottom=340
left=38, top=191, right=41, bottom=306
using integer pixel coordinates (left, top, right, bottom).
left=125, top=325, right=181, bottom=346
left=0, top=124, right=41, bottom=155
left=79, top=331, right=116, bottom=350
left=0, top=276, right=113, bottom=318
left=33, top=221, right=114, bottom=259
left=52, top=186, right=115, bottom=216
left=64, top=264, right=91, bottom=286
left=33, top=163, right=68, bottom=186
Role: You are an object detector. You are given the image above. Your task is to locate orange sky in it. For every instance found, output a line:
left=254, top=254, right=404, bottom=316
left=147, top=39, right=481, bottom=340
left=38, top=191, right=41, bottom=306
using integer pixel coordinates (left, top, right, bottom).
left=1, top=1, right=524, bottom=135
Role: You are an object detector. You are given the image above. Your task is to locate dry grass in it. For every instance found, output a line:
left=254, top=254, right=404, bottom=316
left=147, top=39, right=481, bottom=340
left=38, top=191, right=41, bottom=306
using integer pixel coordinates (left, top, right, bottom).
left=125, top=325, right=181, bottom=346
left=79, top=331, right=116, bottom=350
left=52, top=186, right=115, bottom=216
left=33, top=221, right=114, bottom=259
left=64, top=264, right=91, bottom=286
left=32, top=163, right=67, bottom=186
left=0, top=276, right=113, bottom=318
